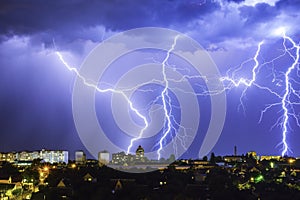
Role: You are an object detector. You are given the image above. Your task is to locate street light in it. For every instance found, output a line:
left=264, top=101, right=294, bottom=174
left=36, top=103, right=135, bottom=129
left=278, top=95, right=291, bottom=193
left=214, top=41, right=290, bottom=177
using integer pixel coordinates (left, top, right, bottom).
left=270, top=162, right=274, bottom=169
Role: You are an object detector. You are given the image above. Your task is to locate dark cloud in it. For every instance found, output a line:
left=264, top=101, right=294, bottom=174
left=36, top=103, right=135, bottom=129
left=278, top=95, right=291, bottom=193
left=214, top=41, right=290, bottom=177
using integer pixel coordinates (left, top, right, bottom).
left=0, top=40, right=84, bottom=155
left=1, top=0, right=299, bottom=50
left=276, top=0, right=300, bottom=10
left=226, top=0, right=245, bottom=3
left=239, top=3, right=279, bottom=25
left=0, top=0, right=220, bottom=44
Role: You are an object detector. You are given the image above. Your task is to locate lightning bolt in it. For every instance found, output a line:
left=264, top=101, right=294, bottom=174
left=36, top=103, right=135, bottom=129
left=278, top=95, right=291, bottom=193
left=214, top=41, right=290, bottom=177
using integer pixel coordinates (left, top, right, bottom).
left=219, top=30, right=300, bottom=156
left=54, top=36, right=187, bottom=160
left=54, top=51, right=149, bottom=155
left=219, top=41, right=274, bottom=113
left=157, top=35, right=180, bottom=159
left=280, top=32, right=300, bottom=156
left=220, top=41, right=264, bottom=88
left=54, top=29, right=299, bottom=159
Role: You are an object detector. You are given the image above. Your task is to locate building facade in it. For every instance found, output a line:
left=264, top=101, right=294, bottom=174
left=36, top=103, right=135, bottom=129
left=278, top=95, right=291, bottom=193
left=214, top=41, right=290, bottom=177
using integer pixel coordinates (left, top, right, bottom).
left=135, top=145, right=145, bottom=162
left=0, top=150, right=68, bottom=164
left=98, top=150, right=110, bottom=165
left=75, top=151, right=86, bottom=164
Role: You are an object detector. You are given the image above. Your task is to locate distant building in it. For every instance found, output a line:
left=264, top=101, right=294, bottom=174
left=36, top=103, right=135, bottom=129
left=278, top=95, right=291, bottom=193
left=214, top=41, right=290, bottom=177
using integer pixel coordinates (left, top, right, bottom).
left=18, top=151, right=30, bottom=161
left=111, top=152, right=127, bottom=165
left=247, top=151, right=258, bottom=160
left=40, top=149, right=68, bottom=164
left=17, top=151, right=39, bottom=161
left=260, top=155, right=281, bottom=161
left=75, top=151, right=86, bottom=164
left=31, top=151, right=40, bottom=160
left=190, top=160, right=215, bottom=169
left=98, top=151, right=110, bottom=166
left=234, top=146, right=237, bottom=156
left=223, top=155, right=243, bottom=163
left=0, top=150, right=68, bottom=164
left=0, top=152, right=17, bottom=162
left=135, top=145, right=145, bottom=162
left=86, top=159, right=99, bottom=167
left=111, top=151, right=137, bottom=165
left=83, top=173, right=97, bottom=182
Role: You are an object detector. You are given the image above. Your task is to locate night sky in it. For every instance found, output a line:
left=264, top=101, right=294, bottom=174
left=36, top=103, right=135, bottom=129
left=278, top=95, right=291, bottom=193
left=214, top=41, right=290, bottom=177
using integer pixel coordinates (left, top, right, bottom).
left=0, top=0, right=300, bottom=160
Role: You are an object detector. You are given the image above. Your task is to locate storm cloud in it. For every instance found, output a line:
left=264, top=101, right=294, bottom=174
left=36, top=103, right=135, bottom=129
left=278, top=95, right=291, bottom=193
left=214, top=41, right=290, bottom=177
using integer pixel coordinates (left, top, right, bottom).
left=0, top=0, right=300, bottom=158
left=0, top=0, right=299, bottom=49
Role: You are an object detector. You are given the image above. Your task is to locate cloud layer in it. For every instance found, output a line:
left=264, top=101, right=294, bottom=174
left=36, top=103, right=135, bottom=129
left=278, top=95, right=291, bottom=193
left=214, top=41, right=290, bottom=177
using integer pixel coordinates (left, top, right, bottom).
left=0, top=0, right=299, bottom=49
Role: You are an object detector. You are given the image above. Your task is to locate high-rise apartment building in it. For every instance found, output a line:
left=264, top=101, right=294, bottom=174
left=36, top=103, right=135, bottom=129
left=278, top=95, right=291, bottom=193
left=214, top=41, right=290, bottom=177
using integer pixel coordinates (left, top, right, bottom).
left=75, top=151, right=86, bottom=164
left=98, top=150, right=110, bottom=166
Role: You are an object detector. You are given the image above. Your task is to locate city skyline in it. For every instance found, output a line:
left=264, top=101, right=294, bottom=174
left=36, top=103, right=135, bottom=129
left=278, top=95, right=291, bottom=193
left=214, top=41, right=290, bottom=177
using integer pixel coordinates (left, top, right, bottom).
left=0, top=144, right=299, bottom=199
left=0, top=0, right=300, bottom=160
left=0, top=145, right=299, bottom=162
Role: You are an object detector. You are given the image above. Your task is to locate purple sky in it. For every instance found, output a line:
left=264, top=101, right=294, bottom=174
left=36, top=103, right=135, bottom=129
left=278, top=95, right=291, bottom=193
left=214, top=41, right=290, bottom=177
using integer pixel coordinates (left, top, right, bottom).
left=0, top=0, right=300, bottom=159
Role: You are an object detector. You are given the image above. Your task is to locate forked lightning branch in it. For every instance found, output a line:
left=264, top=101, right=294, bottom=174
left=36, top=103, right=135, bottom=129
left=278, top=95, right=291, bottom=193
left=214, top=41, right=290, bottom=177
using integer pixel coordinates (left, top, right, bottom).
left=54, top=27, right=299, bottom=161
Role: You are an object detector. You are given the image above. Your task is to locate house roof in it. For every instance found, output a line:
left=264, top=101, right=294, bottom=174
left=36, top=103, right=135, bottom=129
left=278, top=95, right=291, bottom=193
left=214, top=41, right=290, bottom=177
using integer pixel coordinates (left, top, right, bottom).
left=83, top=173, right=94, bottom=179
left=57, top=179, right=66, bottom=187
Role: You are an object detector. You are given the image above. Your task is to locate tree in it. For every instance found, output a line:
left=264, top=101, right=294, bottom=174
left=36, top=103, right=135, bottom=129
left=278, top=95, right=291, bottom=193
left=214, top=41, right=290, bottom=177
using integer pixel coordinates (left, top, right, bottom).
left=32, top=158, right=43, bottom=168
left=215, top=156, right=223, bottom=162
left=22, top=168, right=39, bottom=186
left=12, top=188, right=22, bottom=196
left=168, top=154, right=176, bottom=163
left=0, top=162, right=19, bottom=176
left=210, top=152, right=216, bottom=164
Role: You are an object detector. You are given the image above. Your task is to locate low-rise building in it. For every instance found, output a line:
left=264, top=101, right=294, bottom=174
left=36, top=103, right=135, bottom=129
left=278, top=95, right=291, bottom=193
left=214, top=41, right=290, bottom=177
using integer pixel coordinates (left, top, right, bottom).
left=223, top=155, right=244, bottom=163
